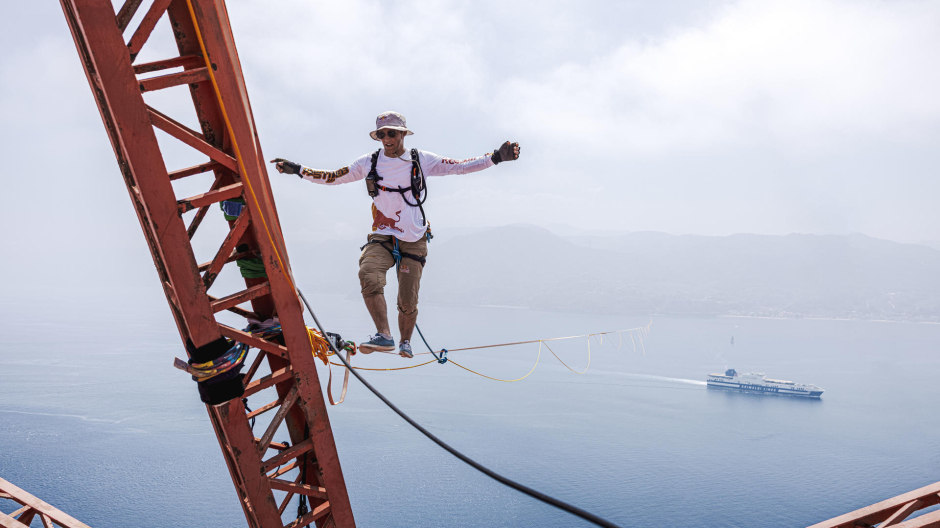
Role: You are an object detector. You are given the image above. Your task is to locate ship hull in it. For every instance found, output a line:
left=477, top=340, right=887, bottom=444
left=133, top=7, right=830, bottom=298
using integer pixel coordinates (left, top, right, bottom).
left=707, top=379, right=823, bottom=398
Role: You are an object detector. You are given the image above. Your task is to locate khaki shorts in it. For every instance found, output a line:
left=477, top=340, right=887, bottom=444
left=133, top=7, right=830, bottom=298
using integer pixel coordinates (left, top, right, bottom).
left=358, top=234, right=428, bottom=316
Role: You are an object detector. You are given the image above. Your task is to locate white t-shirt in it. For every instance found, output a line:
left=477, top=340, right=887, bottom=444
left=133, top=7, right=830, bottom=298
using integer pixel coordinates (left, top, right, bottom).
left=300, top=149, right=495, bottom=242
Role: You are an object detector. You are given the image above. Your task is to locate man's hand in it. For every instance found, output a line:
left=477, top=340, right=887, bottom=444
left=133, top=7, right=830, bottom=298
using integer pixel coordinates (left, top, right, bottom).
left=269, top=158, right=302, bottom=176
left=491, top=141, right=521, bottom=164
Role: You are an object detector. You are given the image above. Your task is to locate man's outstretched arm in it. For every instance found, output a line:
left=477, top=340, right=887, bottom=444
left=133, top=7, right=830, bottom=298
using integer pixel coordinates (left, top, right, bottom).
left=424, top=141, right=521, bottom=176
left=270, top=157, right=366, bottom=185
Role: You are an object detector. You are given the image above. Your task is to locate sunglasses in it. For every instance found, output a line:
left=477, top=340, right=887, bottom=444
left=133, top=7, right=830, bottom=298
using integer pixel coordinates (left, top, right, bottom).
left=375, top=130, right=399, bottom=139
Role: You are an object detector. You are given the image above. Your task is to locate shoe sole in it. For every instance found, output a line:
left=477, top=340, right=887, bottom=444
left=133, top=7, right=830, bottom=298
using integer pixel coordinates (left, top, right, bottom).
left=399, top=351, right=413, bottom=358
left=359, top=343, right=395, bottom=354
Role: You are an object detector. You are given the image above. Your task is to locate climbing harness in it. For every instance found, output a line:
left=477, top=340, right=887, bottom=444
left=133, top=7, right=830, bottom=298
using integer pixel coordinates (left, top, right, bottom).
left=359, top=236, right=452, bottom=365
left=365, top=148, right=429, bottom=226
left=360, top=236, right=427, bottom=268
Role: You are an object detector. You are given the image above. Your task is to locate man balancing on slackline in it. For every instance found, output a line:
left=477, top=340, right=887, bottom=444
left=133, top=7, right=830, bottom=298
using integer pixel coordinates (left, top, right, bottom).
left=271, top=111, right=520, bottom=358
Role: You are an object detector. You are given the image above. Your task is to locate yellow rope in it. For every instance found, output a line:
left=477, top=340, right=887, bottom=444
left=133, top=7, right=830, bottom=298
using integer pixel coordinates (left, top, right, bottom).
left=446, top=341, right=542, bottom=382
left=319, top=320, right=651, bottom=387
left=543, top=339, right=590, bottom=375
left=328, top=360, right=437, bottom=371
left=414, top=323, right=651, bottom=355
left=306, top=327, right=331, bottom=365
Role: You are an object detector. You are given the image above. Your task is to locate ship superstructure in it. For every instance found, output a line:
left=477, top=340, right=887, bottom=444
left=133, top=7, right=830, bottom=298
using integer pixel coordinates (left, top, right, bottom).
left=707, top=369, right=824, bottom=398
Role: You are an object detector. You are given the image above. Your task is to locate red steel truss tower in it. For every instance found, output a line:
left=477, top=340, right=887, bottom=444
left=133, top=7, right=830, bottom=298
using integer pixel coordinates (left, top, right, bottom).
left=58, top=1, right=355, bottom=526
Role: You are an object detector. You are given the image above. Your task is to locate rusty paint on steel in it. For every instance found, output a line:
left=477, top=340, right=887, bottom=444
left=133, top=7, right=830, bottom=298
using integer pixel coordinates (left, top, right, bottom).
left=211, top=283, right=271, bottom=314
left=256, top=385, right=300, bottom=455
left=115, top=0, right=144, bottom=32
left=284, top=502, right=332, bottom=528
left=168, top=0, right=279, bottom=323
left=277, top=473, right=305, bottom=516
left=0, top=477, right=93, bottom=528
left=243, top=366, right=293, bottom=398
left=881, top=500, right=925, bottom=527
left=165, top=2, right=229, bottom=155
left=209, top=400, right=282, bottom=527
left=245, top=396, right=280, bottom=420
left=170, top=160, right=222, bottom=181
left=242, top=351, right=267, bottom=385
left=199, top=250, right=251, bottom=272
left=167, top=0, right=276, bottom=321
left=262, top=438, right=314, bottom=473
left=60, top=0, right=356, bottom=525
left=60, top=0, right=195, bottom=345
left=147, top=106, right=238, bottom=171
left=207, top=298, right=259, bottom=320
left=0, top=511, right=29, bottom=528
left=60, top=0, right=220, bottom=347
left=268, top=478, right=329, bottom=500
left=256, top=439, right=290, bottom=451
left=133, top=54, right=203, bottom=75
left=126, top=0, right=174, bottom=60
left=894, top=508, right=940, bottom=528
left=185, top=173, right=224, bottom=239
left=139, top=66, right=210, bottom=93
left=270, top=460, right=300, bottom=479
left=177, top=182, right=242, bottom=214
left=217, top=324, right=288, bottom=358
left=264, top=352, right=334, bottom=527
left=809, top=481, right=940, bottom=528
left=186, top=0, right=291, bottom=266
left=202, top=209, right=251, bottom=290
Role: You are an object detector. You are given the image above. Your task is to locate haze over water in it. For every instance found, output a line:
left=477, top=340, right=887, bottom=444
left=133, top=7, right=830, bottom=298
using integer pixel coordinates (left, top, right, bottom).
left=2, top=291, right=939, bottom=527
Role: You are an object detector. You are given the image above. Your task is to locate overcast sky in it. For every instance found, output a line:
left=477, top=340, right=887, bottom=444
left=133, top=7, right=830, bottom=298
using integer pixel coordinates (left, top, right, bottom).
left=2, top=0, right=940, bottom=279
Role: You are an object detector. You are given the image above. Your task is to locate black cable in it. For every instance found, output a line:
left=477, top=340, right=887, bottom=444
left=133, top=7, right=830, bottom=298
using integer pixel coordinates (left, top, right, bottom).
left=296, top=288, right=622, bottom=528
left=242, top=397, right=256, bottom=429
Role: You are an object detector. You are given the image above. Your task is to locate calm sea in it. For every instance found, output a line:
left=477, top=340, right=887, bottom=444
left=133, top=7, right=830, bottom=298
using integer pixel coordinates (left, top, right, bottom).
left=1, top=289, right=939, bottom=527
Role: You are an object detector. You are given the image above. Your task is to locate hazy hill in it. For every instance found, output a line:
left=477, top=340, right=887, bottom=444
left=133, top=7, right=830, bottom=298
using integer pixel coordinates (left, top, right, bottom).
left=294, top=226, right=940, bottom=321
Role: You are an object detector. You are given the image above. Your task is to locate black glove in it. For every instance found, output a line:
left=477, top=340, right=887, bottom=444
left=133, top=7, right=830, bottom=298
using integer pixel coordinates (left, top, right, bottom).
left=491, top=141, right=520, bottom=164
left=269, top=158, right=302, bottom=176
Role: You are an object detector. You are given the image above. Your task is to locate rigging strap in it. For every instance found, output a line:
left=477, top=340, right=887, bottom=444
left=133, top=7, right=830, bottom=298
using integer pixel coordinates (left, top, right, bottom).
left=360, top=237, right=427, bottom=267
left=366, top=148, right=430, bottom=226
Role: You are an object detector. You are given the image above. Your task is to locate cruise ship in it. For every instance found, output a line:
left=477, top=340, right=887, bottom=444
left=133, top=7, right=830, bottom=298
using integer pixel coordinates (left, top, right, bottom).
left=707, top=369, right=824, bottom=398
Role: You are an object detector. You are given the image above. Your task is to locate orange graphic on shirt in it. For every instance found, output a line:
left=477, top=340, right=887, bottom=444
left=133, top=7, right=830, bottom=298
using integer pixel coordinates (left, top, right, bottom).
left=372, top=205, right=404, bottom=233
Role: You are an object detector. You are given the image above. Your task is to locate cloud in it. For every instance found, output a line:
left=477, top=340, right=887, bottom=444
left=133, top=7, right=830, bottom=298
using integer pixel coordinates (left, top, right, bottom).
left=498, top=0, right=940, bottom=156
left=3, top=0, right=939, bottom=251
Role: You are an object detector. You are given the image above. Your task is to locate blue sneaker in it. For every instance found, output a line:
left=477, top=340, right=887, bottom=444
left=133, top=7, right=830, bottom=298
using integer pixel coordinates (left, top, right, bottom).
left=359, top=333, right=395, bottom=354
left=399, top=341, right=413, bottom=358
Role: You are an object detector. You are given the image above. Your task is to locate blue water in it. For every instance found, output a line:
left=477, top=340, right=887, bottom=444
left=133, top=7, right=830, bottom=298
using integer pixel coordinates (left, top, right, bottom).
left=1, top=290, right=939, bottom=527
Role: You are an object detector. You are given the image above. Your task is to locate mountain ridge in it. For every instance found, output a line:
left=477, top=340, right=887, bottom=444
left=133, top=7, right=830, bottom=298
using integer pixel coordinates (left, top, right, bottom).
left=292, top=225, right=940, bottom=322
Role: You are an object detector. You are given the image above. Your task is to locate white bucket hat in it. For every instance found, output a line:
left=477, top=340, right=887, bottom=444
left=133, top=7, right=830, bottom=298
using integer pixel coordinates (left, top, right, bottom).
left=369, top=111, right=414, bottom=140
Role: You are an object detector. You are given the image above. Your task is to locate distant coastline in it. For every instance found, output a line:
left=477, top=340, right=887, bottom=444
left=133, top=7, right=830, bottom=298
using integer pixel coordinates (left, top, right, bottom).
left=301, top=226, right=940, bottom=324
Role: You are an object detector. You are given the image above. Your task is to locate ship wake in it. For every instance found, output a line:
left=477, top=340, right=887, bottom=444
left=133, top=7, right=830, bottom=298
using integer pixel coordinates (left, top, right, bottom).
left=603, top=372, right=707, bottom=386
